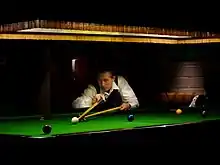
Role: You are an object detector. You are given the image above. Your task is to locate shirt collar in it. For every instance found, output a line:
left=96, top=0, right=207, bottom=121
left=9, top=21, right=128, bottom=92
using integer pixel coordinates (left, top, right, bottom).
left=100, top=81, right=119, bottom=94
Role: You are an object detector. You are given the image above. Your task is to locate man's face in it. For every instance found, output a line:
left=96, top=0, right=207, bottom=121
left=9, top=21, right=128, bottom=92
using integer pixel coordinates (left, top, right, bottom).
left=97, top=72, right=115, bottom=92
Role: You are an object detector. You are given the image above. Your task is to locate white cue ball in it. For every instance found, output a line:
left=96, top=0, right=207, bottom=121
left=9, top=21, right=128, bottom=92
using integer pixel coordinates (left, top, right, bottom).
left=71, top=117, right=79, bottom=123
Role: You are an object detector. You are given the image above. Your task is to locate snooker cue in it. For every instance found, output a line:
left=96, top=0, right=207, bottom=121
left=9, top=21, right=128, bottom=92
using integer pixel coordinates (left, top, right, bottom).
left=78, top=100, right=102, bottom=120
left=84, top=106, right=121, bottom=119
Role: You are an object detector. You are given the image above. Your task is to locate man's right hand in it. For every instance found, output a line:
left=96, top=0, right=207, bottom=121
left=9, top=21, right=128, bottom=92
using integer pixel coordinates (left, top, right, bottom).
left=92, top=94, right=106, bottom=104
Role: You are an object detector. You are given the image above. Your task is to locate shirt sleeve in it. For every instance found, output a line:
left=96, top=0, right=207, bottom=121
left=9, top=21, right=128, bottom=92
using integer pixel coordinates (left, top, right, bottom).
left=118, top=76, right=139, bottom=108
left=72, top=85, right=97, bottom=109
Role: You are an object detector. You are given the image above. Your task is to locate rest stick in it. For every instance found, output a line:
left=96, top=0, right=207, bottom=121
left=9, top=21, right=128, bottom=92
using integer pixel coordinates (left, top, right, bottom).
left=78, top=100, right=101, bottom=120
left=85, top=106, right=121, bottom=119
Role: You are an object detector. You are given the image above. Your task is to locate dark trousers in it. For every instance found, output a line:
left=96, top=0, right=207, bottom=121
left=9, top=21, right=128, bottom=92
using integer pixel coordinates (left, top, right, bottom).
left=195, top=95, right=207, bottom=108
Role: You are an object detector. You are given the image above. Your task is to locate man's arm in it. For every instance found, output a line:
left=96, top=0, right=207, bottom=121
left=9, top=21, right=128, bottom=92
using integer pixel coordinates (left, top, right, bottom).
left=72, top=85, right=97, bottom=109
left=189, top=95, right=199, bottom=107
left=118, top=76, right=139, bottom=109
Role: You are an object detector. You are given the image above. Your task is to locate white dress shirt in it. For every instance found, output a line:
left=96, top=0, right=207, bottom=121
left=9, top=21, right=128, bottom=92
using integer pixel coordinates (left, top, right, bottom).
left=72, top=76, right=139, bottom=109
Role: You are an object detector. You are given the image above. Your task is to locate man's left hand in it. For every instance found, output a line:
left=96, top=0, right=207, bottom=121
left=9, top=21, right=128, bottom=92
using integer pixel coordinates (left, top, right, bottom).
left=120, top=103, right=131, bottom=111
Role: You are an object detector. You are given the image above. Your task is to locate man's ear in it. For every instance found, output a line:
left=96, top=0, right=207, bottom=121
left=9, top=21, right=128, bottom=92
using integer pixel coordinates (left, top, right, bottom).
left=112, top=76, right=116, bottom=81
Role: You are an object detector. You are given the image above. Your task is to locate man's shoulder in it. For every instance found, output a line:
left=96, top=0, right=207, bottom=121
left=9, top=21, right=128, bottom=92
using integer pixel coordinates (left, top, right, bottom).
left=87, top=84, right=96, bottom=90
left=117, top=75, right=129, bottom=85
left=117, top=75, right=127, bottom=81
left=117, top=75, right=125, bottom=80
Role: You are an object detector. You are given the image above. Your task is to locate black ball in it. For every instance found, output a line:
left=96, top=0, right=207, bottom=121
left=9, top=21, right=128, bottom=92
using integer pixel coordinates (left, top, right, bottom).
left=42, top=125, right=52, bottom=134
left=127, top=114, right=134, bottom=122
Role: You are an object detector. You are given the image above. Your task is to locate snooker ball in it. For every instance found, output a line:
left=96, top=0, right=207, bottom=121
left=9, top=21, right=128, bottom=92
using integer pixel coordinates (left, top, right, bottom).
left=176, top=109, right=182, bottom=115
left=127, top=114, right=134, bottom=122
left=201, top=110, right=206, bottom=117
left=42, top=125, right=52, bottom=134
left=71, top=117, right=79, bottom=123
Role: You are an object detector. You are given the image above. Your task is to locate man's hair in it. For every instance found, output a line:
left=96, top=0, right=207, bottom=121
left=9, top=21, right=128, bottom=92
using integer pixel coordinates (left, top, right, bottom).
left=96, top=67, right=116, bottom=78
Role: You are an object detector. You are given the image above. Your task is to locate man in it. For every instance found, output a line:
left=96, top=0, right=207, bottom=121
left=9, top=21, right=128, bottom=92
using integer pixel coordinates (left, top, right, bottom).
left=189, top=92, right=208, bottom=110
left=72, top=69, right=139, bottom=111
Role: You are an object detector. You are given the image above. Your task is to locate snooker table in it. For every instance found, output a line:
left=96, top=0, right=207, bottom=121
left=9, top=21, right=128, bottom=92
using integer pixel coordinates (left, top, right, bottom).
left=1, top=108, right=220, bottom=147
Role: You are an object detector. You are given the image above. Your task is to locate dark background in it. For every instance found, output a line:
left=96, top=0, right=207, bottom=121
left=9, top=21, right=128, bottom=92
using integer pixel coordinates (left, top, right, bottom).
left=0, top=40, right=220, bottom=117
